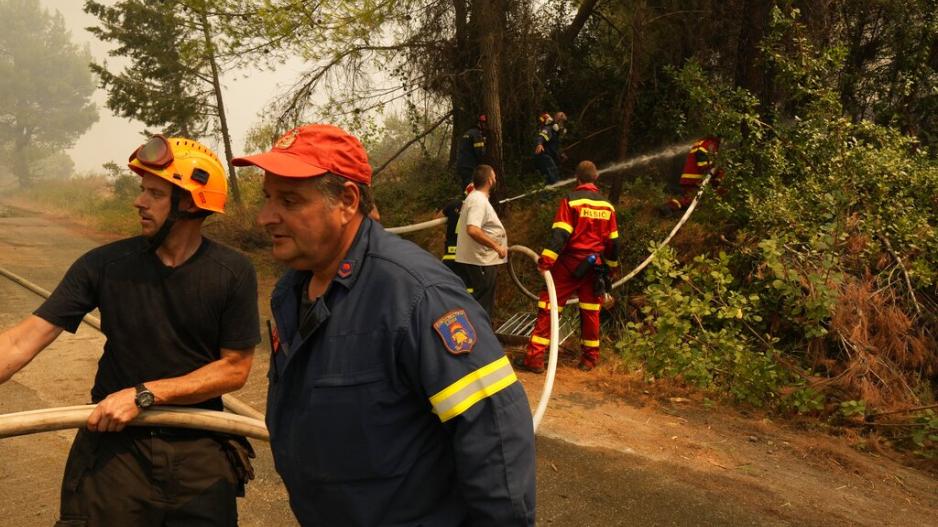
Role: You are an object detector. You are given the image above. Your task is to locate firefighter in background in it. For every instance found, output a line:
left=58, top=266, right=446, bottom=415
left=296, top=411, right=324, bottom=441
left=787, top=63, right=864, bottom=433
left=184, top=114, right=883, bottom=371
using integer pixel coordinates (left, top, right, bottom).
left=664, top=136, right=723, bottom=213
left=534, top=111, right=567, bottom=184
left=516, top=160, right=621, bottom=373
left=437, top=182, right=474, bottom=274
left=455, top=114, right=487, bottom=187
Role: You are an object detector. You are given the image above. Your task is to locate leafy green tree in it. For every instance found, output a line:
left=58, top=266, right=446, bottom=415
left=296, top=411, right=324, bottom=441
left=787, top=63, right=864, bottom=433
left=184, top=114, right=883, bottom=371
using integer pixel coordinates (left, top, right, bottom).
left=85, top=0, right=243, bottom=203
left=0, top=0, right=98, bottom=186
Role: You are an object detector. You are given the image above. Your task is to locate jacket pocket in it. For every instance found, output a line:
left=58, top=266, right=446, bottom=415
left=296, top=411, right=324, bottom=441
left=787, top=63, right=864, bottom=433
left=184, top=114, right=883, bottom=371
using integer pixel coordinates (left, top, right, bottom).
left=288, top=371, right=404, bottom=484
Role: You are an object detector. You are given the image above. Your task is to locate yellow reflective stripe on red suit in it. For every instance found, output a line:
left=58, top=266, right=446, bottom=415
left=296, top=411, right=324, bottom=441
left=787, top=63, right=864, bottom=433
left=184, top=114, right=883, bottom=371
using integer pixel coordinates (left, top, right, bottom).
left=552, top=221, right=573, bottom=233
left=537, top=300, right=563, bottom=312
left=429, top=356, right=518, bottom=422
left=568, top=198, right=615, bottom=210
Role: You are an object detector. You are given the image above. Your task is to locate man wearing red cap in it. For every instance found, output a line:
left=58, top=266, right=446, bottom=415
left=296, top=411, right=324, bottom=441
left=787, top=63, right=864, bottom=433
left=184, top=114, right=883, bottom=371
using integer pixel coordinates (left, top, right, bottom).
left=233, top=124, right=536, bottom=527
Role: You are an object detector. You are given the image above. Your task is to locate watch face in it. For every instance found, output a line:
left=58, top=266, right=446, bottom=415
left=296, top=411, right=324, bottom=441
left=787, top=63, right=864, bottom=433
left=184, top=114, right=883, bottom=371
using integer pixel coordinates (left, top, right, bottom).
left=136, top=390, right=155, bottom=409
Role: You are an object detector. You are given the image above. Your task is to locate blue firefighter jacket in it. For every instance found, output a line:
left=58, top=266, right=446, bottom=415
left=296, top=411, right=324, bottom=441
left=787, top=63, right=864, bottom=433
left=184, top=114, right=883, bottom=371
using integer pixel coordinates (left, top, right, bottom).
left=456, top=126, right=486, bottom=172
left=535, top=124, right=562, bottom=162
left=267, top=217, right=536, bottom=527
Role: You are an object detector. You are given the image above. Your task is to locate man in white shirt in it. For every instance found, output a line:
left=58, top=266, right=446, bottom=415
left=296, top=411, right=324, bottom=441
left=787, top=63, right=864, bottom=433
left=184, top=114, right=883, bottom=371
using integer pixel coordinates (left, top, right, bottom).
left=455, top=164, right=507, bottom=316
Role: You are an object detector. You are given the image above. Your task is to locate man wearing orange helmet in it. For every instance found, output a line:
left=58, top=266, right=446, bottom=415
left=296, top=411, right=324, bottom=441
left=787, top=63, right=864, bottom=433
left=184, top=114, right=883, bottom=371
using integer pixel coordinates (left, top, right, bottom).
left=0, top=136, right=260, bottom=526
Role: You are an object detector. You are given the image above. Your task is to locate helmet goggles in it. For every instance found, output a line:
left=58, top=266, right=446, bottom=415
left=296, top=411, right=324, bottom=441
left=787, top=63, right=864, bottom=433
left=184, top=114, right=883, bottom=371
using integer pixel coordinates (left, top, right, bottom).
left=130, top=134, right=174, bottom=170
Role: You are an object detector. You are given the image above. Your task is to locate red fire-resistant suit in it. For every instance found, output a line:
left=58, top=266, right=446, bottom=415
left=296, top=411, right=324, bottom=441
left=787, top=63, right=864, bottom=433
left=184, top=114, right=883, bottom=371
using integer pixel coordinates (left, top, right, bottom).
left=520, top=182, right=621, bottom=371
left=667, top=137, right=723, bottom=211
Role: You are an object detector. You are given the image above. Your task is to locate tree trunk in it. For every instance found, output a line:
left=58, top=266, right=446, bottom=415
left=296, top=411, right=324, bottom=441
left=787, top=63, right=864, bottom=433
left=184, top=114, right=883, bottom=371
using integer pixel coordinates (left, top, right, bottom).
left=450, top=0, right=471, bottom=168
left=199, top=6, right=241, bottom=205
left=609, top=5, right=644, bottom=205
left=476, top=0, right=506, bottom=192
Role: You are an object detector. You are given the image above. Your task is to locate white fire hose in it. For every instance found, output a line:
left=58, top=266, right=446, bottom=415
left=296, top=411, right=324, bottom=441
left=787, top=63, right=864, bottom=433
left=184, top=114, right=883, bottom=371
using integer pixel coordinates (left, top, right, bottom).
left=509, top=246, right=559, bottom=432
left=0, top=405, right=269, bottom=441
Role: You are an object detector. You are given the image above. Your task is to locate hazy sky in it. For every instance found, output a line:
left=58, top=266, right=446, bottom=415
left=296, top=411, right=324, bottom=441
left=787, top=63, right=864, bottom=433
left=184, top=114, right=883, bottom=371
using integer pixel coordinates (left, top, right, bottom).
left=40, top=0, right=307, bottom=173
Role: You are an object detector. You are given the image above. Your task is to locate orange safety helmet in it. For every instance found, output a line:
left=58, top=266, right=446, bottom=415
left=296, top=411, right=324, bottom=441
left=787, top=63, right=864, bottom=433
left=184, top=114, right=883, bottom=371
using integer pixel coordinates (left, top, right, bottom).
left=128, top=135, right=228, bottom=214
left=538, top=112, right=553, bottom=126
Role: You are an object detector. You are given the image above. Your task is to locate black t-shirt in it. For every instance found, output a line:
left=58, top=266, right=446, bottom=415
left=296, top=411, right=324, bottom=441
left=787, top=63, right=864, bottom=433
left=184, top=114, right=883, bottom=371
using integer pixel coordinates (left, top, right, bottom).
left=35, top=236, right=261, bottom=410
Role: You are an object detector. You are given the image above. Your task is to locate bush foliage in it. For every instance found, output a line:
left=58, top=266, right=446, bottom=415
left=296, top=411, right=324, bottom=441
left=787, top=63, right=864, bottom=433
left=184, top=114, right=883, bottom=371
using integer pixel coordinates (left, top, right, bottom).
left=617, top=8, right=937, bottom=453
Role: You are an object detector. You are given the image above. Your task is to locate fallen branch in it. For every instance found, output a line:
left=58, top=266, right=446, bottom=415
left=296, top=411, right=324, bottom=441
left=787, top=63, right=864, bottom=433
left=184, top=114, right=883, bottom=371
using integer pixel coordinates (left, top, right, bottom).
left=868, top=403, right=938, bottom=420
left=879, top=235, right=922, bottom=317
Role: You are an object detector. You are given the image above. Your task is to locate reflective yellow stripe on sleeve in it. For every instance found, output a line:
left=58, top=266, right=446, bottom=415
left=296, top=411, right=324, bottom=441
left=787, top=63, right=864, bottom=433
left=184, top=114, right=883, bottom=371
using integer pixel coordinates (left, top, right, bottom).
left=696, top=161, right=710, bottom=167
left=541, top=249, right=558, bottom=261
left=681, top=173, right=704, bottom=180
left=537, top=301, right=563, bottom=313
left=580, top=303, right=601, bottom=311
left=429, top=356, right=518, bottom=423
left=552, top=221, right=573, bottom=234
left=442, top=255, right=456, bottom=261
left=609, top=230, right=619, bottom=239
left=582, top=339, right=600, bottom=347
left=473, top=142, right=485, bottom=148
left=531, top=335, right=551, bottom=345
left=607, top=260, right=619, bottom=268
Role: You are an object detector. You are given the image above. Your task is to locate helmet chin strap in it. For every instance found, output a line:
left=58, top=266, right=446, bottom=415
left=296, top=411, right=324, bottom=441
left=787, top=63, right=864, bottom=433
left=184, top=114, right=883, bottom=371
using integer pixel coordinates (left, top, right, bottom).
left=147, top=187, right=208, bottom=252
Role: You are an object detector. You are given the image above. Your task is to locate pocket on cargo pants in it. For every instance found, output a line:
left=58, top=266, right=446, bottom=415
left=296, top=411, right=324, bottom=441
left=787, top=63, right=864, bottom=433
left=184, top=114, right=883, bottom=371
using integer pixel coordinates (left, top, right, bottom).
left=57, top=429, right=100, bottom=524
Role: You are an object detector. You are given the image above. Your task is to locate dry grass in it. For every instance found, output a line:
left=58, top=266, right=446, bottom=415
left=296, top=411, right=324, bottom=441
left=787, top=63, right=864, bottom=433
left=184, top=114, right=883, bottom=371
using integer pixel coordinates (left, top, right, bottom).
left=823, top=279, right=937, bottom=411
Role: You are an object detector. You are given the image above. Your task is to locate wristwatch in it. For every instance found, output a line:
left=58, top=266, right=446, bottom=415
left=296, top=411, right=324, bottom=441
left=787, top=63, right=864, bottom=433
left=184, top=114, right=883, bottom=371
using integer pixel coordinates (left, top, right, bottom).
left=134, top=383, right=155, bottom=409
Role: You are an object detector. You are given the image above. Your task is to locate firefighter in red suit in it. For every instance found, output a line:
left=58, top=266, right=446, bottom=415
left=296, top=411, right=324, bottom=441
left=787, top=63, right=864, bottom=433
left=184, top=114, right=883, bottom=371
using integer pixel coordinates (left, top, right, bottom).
left=516, top=160, right=621, bottom=373
left=666, top=136, right=723, bottom=212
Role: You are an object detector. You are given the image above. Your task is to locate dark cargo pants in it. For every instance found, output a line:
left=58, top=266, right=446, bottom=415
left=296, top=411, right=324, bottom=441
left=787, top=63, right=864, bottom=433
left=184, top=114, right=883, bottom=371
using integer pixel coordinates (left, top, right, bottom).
left=56, top=428, right=240, bottom=527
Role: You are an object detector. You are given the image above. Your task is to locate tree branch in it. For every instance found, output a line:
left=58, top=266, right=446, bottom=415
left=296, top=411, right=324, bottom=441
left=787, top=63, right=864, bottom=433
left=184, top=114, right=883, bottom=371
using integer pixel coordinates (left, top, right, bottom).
left=373, top=111, right=453, bottom=177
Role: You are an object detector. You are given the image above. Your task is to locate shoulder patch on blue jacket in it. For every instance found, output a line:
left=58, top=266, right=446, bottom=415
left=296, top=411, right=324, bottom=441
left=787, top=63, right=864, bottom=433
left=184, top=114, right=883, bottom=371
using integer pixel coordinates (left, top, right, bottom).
left=433, top=309, right=477, bottom=355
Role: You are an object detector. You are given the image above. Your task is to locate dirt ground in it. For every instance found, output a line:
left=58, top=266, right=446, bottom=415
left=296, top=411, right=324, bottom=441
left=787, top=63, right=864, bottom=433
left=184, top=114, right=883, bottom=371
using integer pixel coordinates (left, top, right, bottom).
left=0, top=203, right=936, bottom=526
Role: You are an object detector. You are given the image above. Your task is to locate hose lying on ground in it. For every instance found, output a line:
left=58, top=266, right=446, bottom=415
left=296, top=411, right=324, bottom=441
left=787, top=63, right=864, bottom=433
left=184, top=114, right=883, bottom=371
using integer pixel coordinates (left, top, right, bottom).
left=0, top=405, right=269, bottom=441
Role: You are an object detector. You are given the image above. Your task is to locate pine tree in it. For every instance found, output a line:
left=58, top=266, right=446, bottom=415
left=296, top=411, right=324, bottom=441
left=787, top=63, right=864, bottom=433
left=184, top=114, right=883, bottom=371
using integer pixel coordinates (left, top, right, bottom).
left=85, top=0, right=242, bottom=203
left=0, top=0, right=98, bottom=186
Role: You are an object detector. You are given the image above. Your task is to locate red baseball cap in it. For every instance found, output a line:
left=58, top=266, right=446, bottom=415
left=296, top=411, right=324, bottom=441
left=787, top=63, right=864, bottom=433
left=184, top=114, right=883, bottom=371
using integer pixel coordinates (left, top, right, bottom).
left=232, top=124, right=372, bottom=185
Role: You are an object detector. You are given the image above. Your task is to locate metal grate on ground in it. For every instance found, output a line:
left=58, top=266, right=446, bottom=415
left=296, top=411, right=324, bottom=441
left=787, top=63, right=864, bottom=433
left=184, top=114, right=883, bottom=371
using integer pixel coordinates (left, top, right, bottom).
left=496, top=306, right=581, bottom=346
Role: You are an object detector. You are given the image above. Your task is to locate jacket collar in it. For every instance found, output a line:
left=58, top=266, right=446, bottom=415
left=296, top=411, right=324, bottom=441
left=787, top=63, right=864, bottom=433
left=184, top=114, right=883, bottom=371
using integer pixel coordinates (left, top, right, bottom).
left=272, top=217, right=374, bottom=306
left=332, top=216, right=372, bottom=291
left=575, top=182, right=599, bottom=192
